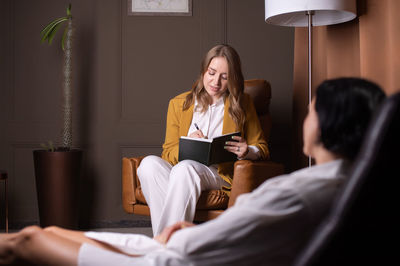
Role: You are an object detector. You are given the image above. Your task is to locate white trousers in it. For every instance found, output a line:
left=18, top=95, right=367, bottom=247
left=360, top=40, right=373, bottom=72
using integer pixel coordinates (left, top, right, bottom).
left=137, top=155, right=226, bottom=236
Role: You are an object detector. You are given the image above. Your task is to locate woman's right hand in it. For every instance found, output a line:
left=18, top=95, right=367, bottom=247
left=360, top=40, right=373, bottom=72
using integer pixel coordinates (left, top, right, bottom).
left=188, top=130, right=205, bottom=138
left=154, top=221, right=195, bottom=244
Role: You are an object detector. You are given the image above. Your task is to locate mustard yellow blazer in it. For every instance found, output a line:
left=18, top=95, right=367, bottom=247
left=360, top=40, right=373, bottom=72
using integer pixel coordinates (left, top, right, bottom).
left=161, top=91, right=269, bottom=190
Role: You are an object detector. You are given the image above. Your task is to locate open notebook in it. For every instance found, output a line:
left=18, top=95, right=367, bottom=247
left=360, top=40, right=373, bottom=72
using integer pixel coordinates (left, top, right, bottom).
left=178, top=132, right=241, bottom=166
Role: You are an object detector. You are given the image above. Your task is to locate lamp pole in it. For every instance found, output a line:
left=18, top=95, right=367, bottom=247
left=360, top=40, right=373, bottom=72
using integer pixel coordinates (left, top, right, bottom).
left=264, top=0, right=357, bottom=169
left=307, top=10, right=314, bottom=167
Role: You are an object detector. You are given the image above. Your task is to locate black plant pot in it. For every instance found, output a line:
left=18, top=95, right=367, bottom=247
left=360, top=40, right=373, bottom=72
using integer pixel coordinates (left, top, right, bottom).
left=33, top=149, right=82, bottom=229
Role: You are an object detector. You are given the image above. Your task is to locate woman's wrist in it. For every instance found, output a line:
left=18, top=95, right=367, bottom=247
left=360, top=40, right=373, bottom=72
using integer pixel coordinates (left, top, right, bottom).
left=243, top=147, right=249, bottom=157
left=239, top=147, right=249, bottom=159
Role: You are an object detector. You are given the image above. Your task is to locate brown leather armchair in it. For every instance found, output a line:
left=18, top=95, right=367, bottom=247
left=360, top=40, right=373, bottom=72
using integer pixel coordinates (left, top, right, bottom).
left=122, top=79, right=284, bottom=221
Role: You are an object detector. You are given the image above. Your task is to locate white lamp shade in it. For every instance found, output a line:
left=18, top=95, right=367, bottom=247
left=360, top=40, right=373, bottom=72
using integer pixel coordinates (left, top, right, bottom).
left=265, top=0, right=357, bottom=27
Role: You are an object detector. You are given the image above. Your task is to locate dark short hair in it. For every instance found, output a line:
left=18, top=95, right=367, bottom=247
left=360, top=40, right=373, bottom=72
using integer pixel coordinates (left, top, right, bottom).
left=315, top=77, right=385, bottom=160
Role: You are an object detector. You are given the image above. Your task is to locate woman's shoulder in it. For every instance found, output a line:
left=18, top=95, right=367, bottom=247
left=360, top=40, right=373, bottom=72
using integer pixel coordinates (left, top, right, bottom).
left=170, top=91, right=191, bottom=103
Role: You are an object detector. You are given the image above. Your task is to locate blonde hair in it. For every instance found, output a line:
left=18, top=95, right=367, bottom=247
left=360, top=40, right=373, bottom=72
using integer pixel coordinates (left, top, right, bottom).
left=183, top=44, right=245, bottom=130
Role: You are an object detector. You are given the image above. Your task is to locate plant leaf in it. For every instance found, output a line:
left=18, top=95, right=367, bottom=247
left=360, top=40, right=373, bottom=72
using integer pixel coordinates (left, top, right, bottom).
left=40, top=18, right=60, bottom=36
left=40, top=143, right=48, bottom=150
left=41, top=18, right=68, bottom=44
left=67, top=4, right=72, bottom=17
left=40, top=17, right=67, bottom=38
left=61, top=26, right=68, bottom=51
left=41, top=23, right=57, bottom=43
left=41, top=19, right=68, bottom=44
left=48, top=140, right=55, bottom=152
left=47, top=23, right=63, bottom=45
left=42, top=22, right=60, bottom=43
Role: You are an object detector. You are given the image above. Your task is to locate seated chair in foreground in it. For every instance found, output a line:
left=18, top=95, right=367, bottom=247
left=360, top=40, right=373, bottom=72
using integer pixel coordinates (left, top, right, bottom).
left=294, top=92, right=400, bottom=266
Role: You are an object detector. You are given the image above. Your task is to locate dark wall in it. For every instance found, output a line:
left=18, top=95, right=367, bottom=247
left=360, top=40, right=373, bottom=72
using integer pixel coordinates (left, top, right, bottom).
left=0, top=0, right=294, bottom=227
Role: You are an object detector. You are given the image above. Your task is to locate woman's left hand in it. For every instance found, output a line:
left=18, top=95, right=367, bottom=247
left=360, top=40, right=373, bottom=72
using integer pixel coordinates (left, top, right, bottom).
left=225, top=136, right=249, bottom=158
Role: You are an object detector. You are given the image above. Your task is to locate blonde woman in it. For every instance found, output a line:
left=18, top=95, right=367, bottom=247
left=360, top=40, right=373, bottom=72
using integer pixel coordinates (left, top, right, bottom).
left=137, top=44, right=269, bottom=235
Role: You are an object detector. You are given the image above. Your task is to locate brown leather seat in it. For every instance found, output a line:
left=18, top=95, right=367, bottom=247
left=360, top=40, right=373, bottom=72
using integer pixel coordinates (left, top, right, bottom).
left=122, top=79, right=284, bottom=221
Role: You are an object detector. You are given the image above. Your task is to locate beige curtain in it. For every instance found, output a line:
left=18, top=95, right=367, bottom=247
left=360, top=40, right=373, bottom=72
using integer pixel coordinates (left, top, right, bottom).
left=292, top=0, right=400, bottom=170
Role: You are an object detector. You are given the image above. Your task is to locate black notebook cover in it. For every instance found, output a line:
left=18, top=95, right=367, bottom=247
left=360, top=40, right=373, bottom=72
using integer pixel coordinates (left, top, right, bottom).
left=178, top=132, right=241, bottom=166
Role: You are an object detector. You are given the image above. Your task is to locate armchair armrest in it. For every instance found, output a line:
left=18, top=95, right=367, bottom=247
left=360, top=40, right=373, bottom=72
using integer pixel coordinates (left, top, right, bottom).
left=122, top=156, right=145, bottom=213
left=228, top=160, right=284, bottom=207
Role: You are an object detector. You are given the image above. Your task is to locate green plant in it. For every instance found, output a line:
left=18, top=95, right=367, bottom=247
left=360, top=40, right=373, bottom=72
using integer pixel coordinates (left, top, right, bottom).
left=40, top=140, right=55, bottom=152
left=40, top=4, right=73, bottom=150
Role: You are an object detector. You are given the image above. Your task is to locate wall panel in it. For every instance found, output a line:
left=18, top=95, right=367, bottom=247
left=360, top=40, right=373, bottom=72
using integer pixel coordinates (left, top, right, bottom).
left=10, top=143, right=39, bottom=221
left=1, top=0, right=294, bottom=227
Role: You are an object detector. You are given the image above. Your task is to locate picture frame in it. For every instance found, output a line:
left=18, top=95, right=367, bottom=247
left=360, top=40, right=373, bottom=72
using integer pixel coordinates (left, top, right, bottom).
left=128, top=0, right=193, bottom=16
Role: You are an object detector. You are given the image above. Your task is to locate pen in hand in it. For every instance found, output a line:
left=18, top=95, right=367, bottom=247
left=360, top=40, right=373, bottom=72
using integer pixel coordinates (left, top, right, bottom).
left=193, top=123, right=206, bottom=138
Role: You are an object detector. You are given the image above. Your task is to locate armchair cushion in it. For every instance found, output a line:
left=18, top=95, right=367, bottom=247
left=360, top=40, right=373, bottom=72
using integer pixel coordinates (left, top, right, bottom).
left=136, top=186, right=229, bottom=210
left=122, top=156, right=284, bottom=215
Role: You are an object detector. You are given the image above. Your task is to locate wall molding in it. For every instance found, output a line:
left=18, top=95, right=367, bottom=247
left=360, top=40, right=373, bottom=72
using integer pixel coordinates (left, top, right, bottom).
left=9, top=0, right=15, bottom=122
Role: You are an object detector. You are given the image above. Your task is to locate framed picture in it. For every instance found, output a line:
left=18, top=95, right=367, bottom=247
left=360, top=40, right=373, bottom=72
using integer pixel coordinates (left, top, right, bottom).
left=128, top=0, right=192, bottom=16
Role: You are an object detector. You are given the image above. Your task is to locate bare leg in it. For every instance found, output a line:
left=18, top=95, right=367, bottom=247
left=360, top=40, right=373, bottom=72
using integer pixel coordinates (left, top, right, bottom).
left=0, top=226, right=131, bottom=265
left=43, top=226, right=127, bottom=254
left=0, top=225, right=80, bottom=265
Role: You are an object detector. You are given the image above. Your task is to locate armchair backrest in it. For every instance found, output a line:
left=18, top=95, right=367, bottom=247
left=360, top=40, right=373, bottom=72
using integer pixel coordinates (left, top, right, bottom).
left=244, top=79, right=272, bottom=141
left=294, top=92, right=400, bottom=266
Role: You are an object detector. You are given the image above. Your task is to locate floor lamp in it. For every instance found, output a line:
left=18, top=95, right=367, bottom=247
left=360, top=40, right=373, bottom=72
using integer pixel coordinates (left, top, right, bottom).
left=264, top=0, right=357, bottom=166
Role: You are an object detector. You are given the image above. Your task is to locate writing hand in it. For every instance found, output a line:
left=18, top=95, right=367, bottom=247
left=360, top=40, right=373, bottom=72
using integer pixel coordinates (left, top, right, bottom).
left=188, top=130, right=205, bottom=138
left=189, top=123, right=206, bottom=138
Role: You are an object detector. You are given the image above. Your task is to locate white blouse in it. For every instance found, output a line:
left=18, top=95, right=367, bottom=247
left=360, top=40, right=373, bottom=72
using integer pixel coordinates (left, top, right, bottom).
left=188, top=97, right=260, bottom=160
left=79, top=159, right=349, bottom=266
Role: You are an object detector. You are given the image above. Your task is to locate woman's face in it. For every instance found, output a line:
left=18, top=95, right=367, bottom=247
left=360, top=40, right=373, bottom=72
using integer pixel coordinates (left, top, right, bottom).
left=303, top=98, right=321, bottom=157
left=203, top=56, right=229, bottom=103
